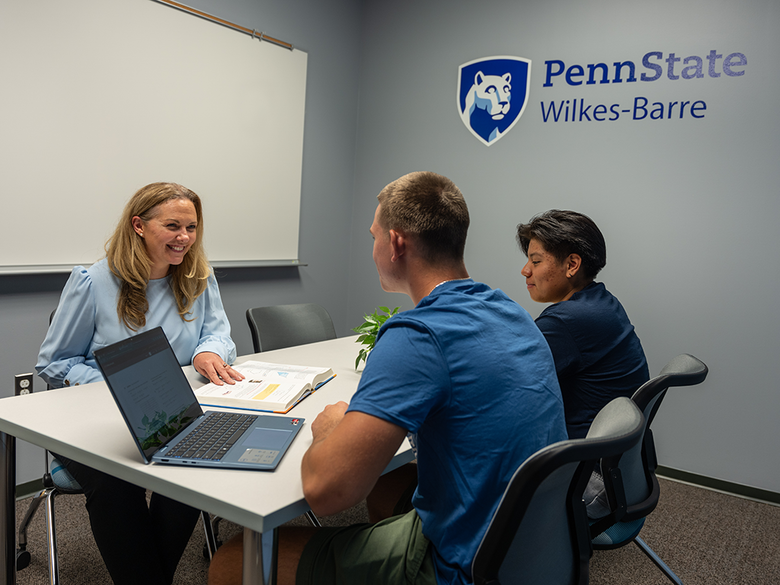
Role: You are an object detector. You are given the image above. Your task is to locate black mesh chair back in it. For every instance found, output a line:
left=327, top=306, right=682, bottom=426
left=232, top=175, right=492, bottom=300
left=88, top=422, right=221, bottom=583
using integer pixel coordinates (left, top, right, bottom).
left=246, top=303, right=336, bottom=353
left=244, top=303, right=334, bottom=530
left=590, top=354, right=708, bottom=584
left=472, top=397, right=645, bottom=585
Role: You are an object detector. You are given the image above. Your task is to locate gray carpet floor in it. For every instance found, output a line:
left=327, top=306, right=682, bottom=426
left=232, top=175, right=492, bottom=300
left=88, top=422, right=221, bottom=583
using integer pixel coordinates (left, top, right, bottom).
left=13, top=477, right=780, bottom=584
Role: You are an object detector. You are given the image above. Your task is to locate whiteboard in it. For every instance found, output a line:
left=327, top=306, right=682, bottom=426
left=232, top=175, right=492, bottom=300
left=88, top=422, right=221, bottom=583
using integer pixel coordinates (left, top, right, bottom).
left=0, top=0, right=307, bottom=272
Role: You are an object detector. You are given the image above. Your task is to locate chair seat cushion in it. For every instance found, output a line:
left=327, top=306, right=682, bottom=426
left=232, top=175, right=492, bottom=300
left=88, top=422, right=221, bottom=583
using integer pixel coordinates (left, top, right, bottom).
left=50, top=458, right=83, bottom=493
left=591, top=517, right=645, bottom=549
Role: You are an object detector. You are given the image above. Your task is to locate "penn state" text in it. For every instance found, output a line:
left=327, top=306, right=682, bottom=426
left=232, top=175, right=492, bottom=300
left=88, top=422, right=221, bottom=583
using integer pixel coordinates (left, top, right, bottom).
left=543, top=49, right=747, bottom=87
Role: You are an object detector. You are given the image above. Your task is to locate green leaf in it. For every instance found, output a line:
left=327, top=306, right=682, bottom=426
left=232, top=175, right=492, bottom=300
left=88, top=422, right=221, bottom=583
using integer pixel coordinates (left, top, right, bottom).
left=352, top=306, right=401, bottom=369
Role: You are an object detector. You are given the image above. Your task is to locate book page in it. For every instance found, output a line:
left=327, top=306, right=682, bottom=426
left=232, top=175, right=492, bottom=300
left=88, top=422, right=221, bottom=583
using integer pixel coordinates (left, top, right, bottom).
left=197, top=376, right=306, bottom=406
left=195, top=361, right=333, bottom=411
left=236, top=361, right=331, bottom=383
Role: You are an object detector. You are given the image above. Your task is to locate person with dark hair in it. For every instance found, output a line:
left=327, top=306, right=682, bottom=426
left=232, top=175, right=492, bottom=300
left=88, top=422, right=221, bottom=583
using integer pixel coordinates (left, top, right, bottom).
left=36, top=182, right=243, bottom=584
left=208, top=172, right=566, bottom=585
left=516, top=209, right=649, bottom=439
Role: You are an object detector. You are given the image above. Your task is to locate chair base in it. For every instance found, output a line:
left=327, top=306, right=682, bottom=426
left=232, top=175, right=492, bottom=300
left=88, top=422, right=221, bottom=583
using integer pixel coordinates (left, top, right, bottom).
left=202, top=513, right=222, bottom=559
left=17, top=486, right=62, bottom=584
left=634, top=536, right=683, bottom=585
left=592, top=521, right=683, bottom=585
left=16, top=548, right=32, bottom=572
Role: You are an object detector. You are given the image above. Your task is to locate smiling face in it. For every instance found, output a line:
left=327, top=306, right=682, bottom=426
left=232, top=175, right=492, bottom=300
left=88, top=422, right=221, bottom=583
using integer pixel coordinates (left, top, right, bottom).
left=132, top=198, right=198, bottom=279
left=520, top=238, right=576, bottom=303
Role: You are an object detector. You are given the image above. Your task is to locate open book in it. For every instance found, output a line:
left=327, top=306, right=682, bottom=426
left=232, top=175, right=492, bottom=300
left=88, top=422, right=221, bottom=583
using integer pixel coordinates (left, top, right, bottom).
left=195, top=361, right=335, bottom=414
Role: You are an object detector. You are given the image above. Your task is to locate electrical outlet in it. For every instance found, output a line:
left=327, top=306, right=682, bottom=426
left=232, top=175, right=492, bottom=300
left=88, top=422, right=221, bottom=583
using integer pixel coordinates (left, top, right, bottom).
left=14, top=373, right=33, bottom=396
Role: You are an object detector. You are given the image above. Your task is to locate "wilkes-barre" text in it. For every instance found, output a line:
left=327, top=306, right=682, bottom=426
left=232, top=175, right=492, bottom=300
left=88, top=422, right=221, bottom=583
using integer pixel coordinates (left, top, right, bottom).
left=539, top=49, right=746, bottom=122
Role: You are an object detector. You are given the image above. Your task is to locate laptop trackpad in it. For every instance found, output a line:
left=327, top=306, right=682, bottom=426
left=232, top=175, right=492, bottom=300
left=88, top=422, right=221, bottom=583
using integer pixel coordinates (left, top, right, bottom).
left=236, top=427, right=293, bottom=465
left=242, top=427, right=292, bottom=449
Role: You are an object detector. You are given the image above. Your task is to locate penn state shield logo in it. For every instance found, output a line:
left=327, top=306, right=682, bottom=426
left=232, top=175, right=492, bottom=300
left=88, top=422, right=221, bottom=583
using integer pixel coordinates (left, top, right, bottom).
left=457, top=56, right=531, bottom=146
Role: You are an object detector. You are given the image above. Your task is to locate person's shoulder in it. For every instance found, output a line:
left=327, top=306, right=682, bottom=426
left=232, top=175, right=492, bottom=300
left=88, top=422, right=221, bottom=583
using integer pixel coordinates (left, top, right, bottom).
left=62, top=262, right=98, bottom=286
left=66, top=263, right=89, bottom=279
left=540, top=282, right=631, bottom=338
left=378, top=307, right=430, bottom=335
left=57, top=263, right=100, bottom=301
left=575, top=282, right=629, bottom=316
left=578, top=281, right=615, bottom=300
left=435, top=279, right=516, bottom=305
left=544, top=282, right=612, bottom=313
left=419, top=281, right=539, bottom=341
left=84, top=258, right=121, bottom=289
left=84, top=258, right=108, bottom=275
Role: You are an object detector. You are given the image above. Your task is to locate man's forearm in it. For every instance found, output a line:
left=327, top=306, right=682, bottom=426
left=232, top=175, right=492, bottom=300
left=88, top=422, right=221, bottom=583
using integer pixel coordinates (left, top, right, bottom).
left=300, top=409, right=407, bottom=517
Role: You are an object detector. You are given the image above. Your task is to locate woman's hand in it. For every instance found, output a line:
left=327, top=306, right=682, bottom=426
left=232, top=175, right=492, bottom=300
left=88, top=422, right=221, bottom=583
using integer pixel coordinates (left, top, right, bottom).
left=193, top=352, right=245, bottom=386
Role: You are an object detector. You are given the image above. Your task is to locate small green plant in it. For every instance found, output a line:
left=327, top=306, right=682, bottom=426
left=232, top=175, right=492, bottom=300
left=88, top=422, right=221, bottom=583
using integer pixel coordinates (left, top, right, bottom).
left=352, top=306, right=399, bottom=369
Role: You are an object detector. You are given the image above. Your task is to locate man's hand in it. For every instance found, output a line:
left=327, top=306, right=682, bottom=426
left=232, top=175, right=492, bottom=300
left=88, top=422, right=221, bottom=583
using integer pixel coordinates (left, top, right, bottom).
left=310, top=401, right=348, bottom=444
left=193, top=352, right=246, bottom=386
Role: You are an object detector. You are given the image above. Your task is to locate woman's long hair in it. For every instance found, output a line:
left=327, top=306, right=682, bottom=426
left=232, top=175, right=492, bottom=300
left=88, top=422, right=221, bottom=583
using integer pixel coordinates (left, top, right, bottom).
left=105, top=182, right=210, bottom=330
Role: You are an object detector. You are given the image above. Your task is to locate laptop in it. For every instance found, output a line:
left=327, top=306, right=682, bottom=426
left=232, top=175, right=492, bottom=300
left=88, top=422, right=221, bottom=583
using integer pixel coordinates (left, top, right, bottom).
left=94, top=327, right=304, bottom=471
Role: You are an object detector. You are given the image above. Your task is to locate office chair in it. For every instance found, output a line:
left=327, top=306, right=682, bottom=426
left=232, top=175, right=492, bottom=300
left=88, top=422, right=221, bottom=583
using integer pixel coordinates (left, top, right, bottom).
left=16, top=454, right=83, bottom=582
left=246, top=303, right=336, bottom=527
left=17, top=447, right=219, bottom=582
left=16, top=310, right=86, bottom=582
left=588, top=354, right=709, bottom=585
left=17, top=311, right=218, bottom=583
left=244, top=303, right=337, bottom=531
left=472, top=397, right=645, bottom=585
left=246, top=303, right=336, bottom=353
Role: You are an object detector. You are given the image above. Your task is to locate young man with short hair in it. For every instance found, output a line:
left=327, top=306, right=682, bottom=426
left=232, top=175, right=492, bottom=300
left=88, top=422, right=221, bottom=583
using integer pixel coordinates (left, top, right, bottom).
left=209, top=171, right=567, bottom=585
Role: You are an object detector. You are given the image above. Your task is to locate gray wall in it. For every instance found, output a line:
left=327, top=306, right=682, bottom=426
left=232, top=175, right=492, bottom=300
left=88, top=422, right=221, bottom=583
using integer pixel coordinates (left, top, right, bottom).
left=2, top=0, right=779, bottom=496
left=347, top=0, right=780, bottom=494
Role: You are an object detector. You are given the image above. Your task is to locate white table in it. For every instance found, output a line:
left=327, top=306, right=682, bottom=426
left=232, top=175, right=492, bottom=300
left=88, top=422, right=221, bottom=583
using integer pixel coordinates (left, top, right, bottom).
left=0, top=336, right=414, bottom=585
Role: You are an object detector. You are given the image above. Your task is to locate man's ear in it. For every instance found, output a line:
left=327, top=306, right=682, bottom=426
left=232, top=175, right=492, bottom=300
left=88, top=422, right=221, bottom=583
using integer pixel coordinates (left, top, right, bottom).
left=389, top=229, right=406, bottom=262
left=566, top=253, right=582, bottom=278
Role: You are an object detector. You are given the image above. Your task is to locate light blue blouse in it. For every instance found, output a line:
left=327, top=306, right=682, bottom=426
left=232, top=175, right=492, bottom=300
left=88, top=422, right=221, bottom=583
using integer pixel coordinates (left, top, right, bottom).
left=36, top=258, right=237, bottom=388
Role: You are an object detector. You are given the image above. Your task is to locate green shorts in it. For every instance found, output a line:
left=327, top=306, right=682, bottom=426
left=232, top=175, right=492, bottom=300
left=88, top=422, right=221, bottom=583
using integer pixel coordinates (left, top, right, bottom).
left=296, top=510, right=437, bottom=585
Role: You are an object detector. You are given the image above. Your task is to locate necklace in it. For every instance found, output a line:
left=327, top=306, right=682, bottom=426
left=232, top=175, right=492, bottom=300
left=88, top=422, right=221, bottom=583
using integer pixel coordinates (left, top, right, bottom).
left=432, top=277, right=470, bottom=291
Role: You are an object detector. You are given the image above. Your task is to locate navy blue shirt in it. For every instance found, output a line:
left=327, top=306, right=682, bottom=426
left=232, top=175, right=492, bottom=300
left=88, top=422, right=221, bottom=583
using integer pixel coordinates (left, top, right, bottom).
left=536, top=282, right=649, bottom=439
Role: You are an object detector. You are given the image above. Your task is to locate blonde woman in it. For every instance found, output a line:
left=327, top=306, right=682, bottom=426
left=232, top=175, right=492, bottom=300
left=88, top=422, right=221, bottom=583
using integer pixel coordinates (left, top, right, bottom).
left=37, top=182, right=243, bottom=584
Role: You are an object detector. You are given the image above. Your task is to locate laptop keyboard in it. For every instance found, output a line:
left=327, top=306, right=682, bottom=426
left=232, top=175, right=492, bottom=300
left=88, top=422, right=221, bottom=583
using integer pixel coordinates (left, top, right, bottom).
left=165, top=411, right=257, bottom=461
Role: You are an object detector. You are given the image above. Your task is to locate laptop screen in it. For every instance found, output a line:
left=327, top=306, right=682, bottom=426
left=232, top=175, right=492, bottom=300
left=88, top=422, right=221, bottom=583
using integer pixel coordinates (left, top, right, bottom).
left=95, top=327, right=203, bottom=460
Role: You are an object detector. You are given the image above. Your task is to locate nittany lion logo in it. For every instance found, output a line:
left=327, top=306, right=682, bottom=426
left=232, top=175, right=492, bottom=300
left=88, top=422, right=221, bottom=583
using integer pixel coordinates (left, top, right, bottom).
left=458, top=56, right=531, bottom=146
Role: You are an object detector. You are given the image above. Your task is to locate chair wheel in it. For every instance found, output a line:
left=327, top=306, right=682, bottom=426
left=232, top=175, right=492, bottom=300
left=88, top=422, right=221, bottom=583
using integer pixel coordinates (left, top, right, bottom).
left=16, top=548, right=31, bottom=571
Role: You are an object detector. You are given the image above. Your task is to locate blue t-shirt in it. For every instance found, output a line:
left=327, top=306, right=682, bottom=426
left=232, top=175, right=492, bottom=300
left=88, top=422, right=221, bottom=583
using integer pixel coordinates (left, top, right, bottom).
left=348, top=279, right=567, bottom=585
left=36, top=258, right=236, bottom=388
left=536, top=282, right=649, bottom=439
